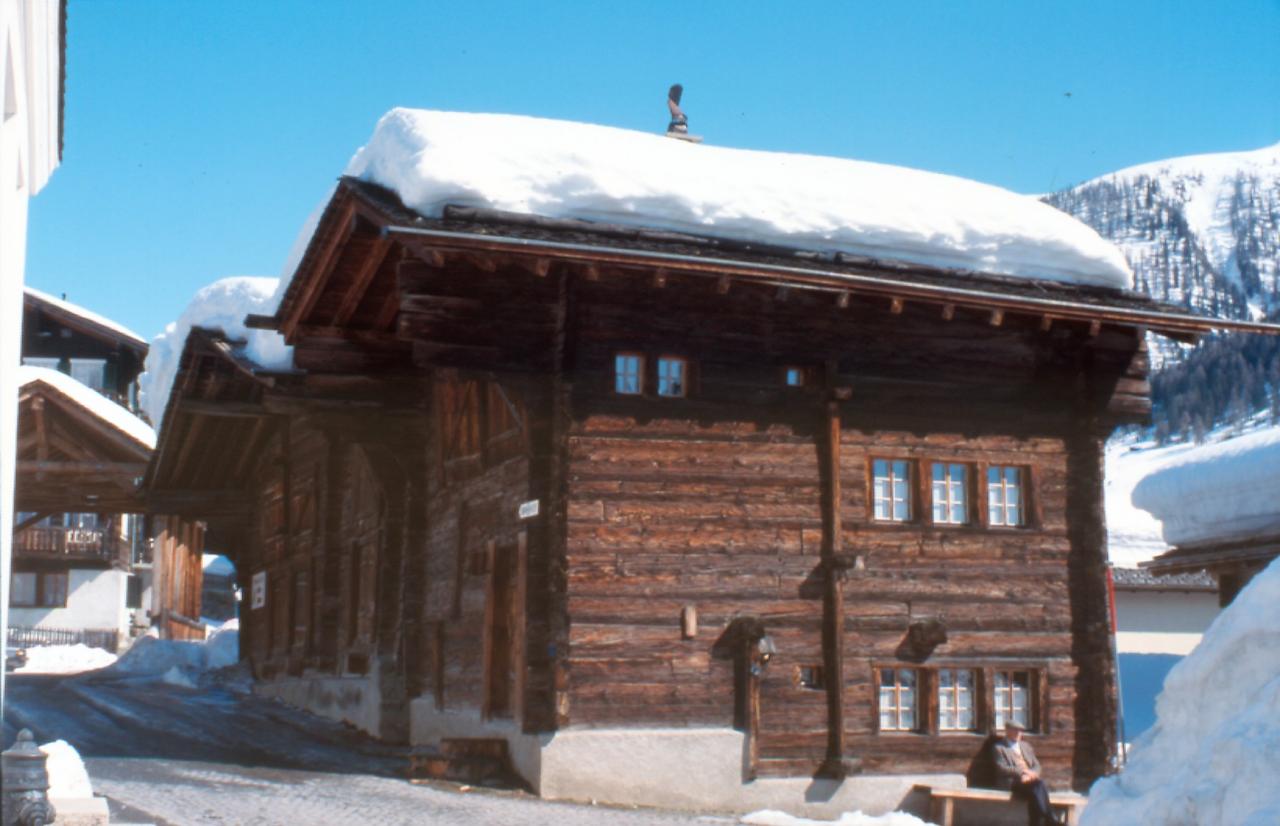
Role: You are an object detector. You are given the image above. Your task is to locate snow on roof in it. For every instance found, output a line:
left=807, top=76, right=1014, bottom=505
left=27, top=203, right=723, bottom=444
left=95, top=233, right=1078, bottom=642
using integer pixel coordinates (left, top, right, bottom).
left=139, top=276, right=293, bottom=427
left=19, top=365, right=156, bottom=449
left=24, top=285, right=147, bottom=347
left=202, top=554, right=235, bottom=577
left=1132, top=425, right=1280, bottom=548
left=1080, top=557, right=1280, bottom=825
left=344, top=108, right=1133, bottom=289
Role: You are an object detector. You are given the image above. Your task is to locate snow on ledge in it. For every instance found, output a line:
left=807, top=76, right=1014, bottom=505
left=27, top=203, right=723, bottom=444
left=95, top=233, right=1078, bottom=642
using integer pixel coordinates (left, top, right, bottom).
left=1131, top=425, right=1280, bottom=547
left=19, top=365, right=155, bottom=449
left=345, top=108, right=1133, bottom=289
left=24, top=285, right=147, bottom=347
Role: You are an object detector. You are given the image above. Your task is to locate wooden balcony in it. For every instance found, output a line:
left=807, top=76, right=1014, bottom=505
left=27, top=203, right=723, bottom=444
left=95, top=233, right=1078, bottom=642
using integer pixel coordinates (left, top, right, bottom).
left=13, top=526, right=127, bottom=566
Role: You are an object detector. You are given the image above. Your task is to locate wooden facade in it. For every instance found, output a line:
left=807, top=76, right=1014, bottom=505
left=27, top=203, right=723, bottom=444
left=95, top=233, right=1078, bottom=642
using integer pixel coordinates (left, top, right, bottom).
left=146, top=178, right=1279, bottom=795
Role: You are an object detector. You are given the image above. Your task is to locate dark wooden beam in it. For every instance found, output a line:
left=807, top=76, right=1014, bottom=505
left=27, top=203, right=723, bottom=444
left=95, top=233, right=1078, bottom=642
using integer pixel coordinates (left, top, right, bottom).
left=176, top=399, right=270, bottom=419
left=148, top=488, right=253, bottom=517
left=331, top=238, right=393, bottom=327
left=244, top=313, right=277, bottom=330
left=18, top=460, right=147, bottom=475
left=817, top=362, right=849, bottom=779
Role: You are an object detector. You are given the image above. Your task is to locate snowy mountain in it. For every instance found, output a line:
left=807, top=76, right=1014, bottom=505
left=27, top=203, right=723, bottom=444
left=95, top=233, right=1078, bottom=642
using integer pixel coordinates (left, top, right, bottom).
left=1045, top=142, right=1280, bottom=323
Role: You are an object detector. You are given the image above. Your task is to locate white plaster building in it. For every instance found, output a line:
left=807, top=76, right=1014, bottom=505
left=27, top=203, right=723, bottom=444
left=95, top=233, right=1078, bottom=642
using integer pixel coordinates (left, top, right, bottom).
left=2, top=0, right=65, bottom=703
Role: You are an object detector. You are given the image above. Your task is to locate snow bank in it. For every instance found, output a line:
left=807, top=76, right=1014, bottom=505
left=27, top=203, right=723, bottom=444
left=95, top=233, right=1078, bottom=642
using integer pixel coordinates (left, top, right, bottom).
left=138, top=276, right=292, bottom=426
left=1081, top=557, right=1280, bottom=826
left=103, top=619, right=239, bottom=684
left=24, top=285, right=147, bottom=347
left=19, top=365, right=155, bottom=449
left=1104, top=435, right=1208, bottom=568
left=1131, top=424, right=1280, bottom=547
left=39, top=740, right=93, bottom=799
left=741, top=810, right=934, bottom=826
left=15, top=643, right=118, bottom=675
left=346, top=109, right=1132, bottom=289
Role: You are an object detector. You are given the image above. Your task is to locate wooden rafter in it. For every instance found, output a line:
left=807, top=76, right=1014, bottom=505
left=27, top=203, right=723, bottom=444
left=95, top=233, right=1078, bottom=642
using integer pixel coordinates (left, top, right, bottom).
left=331, top=238, right=394, bottom=327
left=281, top=200, right=357, bottom=337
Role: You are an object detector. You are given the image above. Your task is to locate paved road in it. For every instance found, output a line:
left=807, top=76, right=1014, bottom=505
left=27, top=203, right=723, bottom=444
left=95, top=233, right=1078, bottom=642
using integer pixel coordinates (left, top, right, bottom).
left=4, top=672, right=734, bottom=826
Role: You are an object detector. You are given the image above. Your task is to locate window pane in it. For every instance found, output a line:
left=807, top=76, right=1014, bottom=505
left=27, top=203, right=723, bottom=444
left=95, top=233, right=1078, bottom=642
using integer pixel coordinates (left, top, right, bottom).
left=657, top=357, right=685, bottom=397
left=43, top=573, right=68, bottom=607
left=1005, top=467, right=1020, bottom=486
left=70, top=359, right=106, bottom=391
left=959, top=707, right=973, bottom=729
left=874, top=459, right=888, bottom=478
left=893, top=461, right=909, bottom=479
left=615, top=355, right=642, bottom=394
left=950, top=502, right=964, bottom=523
left=932, top=464, right=944, bottom=483
left=12, top=572, right=37, bottom=605
left=893, top=500, right=908, bottom=521
left=1007, top=505, right=1020, bottom=525
left=785, top=367, right=804, bottom=387
left=932, top=497, right=946, bottom=523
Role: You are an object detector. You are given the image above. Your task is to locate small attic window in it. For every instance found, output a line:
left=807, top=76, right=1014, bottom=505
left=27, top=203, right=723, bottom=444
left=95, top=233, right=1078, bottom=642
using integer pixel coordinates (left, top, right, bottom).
left=784, top=366, right=806, bottom=387
left=657, top=356, right=687, bottom=397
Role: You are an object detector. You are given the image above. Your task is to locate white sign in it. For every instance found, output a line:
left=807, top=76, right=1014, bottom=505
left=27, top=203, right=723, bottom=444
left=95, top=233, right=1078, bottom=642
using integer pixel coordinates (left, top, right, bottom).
left=251, top=571, right=267, bottom=610
left=518, top=499, right=540, bottom=520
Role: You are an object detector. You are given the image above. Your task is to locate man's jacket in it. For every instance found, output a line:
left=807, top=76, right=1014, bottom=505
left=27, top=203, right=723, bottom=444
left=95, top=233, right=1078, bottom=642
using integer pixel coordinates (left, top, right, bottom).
left=992, top=737, right=1042, bottom=790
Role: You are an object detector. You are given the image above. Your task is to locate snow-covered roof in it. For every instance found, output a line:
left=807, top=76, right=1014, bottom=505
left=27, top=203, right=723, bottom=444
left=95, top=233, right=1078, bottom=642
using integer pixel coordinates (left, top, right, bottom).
left=1132, top=425, right=1280, bottom=548
left=24, top=285, right=147, bottom=348
left=344, top=109, right=1133, bottom=290
left=139, top=276, right=292, bottom=427
left=19, top=365, right=156, bottom=449
left=202, top=554, right=235, bottom=577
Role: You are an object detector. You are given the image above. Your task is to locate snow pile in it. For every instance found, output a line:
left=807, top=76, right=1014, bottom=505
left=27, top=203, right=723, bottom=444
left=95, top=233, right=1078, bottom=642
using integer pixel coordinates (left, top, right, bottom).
left=15, top=643, right=118, bottom=675
left=346, top=109, right=1132, bottom=289
left=138, top=276, right=292, bottom=426
left=102, top=620, right=239, bottom=684
left=1104, top=434, right=1207, bottom=567
left=39, top=740, right=94, bottom=799
left=24, top=286, right=147, bottom=346
left=1132, top=424, right=1280, bottom=547
left=741, top=810, right=933, bottom=826
left=19, top=366, right=155, bottom=449
left=1082, top=558, right=1280, bottom=826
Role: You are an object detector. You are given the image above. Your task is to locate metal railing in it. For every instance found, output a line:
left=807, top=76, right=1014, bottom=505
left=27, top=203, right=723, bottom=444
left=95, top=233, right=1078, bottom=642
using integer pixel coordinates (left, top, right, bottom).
left=7, top=625, right=120, bottom=653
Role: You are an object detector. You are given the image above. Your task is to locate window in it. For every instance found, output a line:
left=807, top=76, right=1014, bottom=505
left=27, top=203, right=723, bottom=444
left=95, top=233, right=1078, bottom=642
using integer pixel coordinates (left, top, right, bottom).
left=614, top=353, right=644, bottom=395
left=798, top=664, right=825, bottom=690
left=126, top=575, right=143, bottom=609
left=10, top=571, right=68, bottom=607
left=931, top=463, right=969, bottom=525
left=784, top=366, right=806, bottom=387
left=878, top=667, right=919, bottom=731
left=994, top=670, right=1032, bottom=730
left=988, top=466, right=1025, bottom=527
left=22, top=356, right=61, bottom=372
left=69, top=358, right=107, bottom=392
left=938, top=668, right=977, bottom=731
left=873, top=459, right=912, bottom=522
left=657, top=356, right=687, bottom=397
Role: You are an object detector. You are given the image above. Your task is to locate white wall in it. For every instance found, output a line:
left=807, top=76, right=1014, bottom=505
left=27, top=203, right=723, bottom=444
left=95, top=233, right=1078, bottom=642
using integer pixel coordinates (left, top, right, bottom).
left=10, top=568, right=130, bottom=638
left=1115, top=589, right=1219, bottom=656
left=2, top=0, right=63, bottom=705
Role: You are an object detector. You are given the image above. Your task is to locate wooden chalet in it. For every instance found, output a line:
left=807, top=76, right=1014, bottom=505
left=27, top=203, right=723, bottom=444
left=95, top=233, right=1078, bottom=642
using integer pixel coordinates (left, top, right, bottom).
left=145, top=175, right=1280, bottom=812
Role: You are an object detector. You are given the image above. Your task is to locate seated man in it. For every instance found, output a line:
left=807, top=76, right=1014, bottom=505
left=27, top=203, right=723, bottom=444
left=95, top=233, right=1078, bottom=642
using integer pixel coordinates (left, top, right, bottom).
left=993, top=721, right=1062, bottom=826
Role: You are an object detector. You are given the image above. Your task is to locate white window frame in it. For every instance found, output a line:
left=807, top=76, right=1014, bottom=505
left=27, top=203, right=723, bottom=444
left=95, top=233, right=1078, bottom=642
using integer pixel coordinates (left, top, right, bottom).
left=878, top=667, right=919, bottom=732
left=656, top=355, right=688, bottom=398
left=931, top=463, right=970, bottom=525
left=69, top=358, right=107, bottom=392
left=873, top=459, right=912, bottom=522
left=994, top=669, right=1032, bottom=730
left=614, top=353, right=644, bottom=395
left=938, top=668, right=977, bottom=732
left=988, top=465, right=1025, bottom=527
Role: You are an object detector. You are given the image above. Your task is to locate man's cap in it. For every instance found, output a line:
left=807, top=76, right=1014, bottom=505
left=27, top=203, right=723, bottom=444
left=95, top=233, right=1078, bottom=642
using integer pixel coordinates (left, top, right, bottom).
left=1004, top=720, right=1026, bottom=731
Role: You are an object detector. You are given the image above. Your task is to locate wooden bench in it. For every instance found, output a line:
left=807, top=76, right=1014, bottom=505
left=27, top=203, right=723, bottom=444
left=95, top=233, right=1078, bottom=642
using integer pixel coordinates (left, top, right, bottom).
left=913, top=784, right=1087, bottom=826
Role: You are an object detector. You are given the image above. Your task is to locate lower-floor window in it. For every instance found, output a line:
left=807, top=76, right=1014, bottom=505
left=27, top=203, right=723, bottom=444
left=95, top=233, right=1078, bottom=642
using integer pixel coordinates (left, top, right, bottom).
left=10, top=571, right=69, bottom=607
left=939, top=668, right=977, bottom=731
left=878, top=667, right=918, bottom=731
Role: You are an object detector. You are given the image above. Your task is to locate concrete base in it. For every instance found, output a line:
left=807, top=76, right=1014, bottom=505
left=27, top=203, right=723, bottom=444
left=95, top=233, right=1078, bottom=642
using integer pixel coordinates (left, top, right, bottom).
left=51, top=796, right=110, bottom=826
left=255, top=674, right=382, bottom=739
left=408, top=720, right=963, bottom=819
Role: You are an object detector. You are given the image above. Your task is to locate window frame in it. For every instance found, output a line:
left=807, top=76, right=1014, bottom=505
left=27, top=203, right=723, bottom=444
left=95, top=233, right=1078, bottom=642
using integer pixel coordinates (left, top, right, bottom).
left=987, top=464, right=1028, bottom=528
left=656, top=355, right=689, bottom=398
left=873, top=663, right=1044, bottom=736
left=782, top=365, right=808, bottom=388
left=876, top=666, right=921, bottom=733
left=929, top=461, right=972, bottom=526
left=10, top=571, right=68, bottom=608
left=993, top=668, right=1036, bottom=732
left=937, top=667, right=979, bottom=733
left=613, top=352, right=646, bottom=396
left=871, top=458, right=914, bottom=523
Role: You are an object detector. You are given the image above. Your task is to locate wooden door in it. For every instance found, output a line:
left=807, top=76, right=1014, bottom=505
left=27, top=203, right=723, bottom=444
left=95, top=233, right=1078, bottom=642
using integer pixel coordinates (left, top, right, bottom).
left=484, top=534, right=525, bottom=719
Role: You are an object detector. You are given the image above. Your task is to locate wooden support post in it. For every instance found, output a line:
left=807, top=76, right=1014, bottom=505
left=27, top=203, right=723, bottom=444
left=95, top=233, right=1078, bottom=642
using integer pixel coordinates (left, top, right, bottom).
left=817, top=362, right=849, bottom=779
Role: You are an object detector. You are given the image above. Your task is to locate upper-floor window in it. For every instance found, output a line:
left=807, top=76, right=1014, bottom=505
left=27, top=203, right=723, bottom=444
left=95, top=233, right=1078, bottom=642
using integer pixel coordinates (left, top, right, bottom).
left=938, top=668, right=977, bottom=731
left=931, top=463, right=969, bottom=525
left=784, top=366, right=806, bottom=387
left=988, top=466, right=1025, bottom=527
left=994, top=669, right=1032, bottom=730
left=878, top=667, right=919, bottom=731
left=22, top=356, right=61, bottom=372
left=614, top=353, right=644, bottom=395
left=69, top=358, right=106, bottom=392
left=657, top=356, right=687, bottom=397
left=873, top=459, right=912, bottom=522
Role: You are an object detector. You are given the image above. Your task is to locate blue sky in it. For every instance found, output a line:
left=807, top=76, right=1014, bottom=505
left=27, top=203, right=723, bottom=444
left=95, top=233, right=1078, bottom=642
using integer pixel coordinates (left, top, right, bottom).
left=25, top=0, right=1280, bottom=340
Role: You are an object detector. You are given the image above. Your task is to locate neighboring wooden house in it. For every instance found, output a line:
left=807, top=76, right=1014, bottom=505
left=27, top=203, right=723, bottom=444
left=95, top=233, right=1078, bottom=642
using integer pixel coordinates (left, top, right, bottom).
left=1135, top=427, right=1280, bottom=606
left=145, top=175, right=1280, bottom=814
left=11, top=290, right=203, bottom=648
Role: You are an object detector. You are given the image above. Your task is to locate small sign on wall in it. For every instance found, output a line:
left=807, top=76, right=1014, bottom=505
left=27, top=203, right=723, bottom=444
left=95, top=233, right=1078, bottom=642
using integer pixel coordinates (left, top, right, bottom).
left=518, top=499, right=540, bottom=520
left=251, top=571, right=267, bottom=610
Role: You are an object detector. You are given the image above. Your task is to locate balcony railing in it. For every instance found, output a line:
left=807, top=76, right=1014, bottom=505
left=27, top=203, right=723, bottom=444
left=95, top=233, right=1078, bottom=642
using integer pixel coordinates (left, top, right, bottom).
left=14, top=526, right=126, bottom=564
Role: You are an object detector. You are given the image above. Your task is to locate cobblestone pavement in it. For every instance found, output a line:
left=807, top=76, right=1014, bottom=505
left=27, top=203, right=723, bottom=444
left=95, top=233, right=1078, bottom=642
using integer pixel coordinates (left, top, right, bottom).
left=4, top=673, right=736, bottom=826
